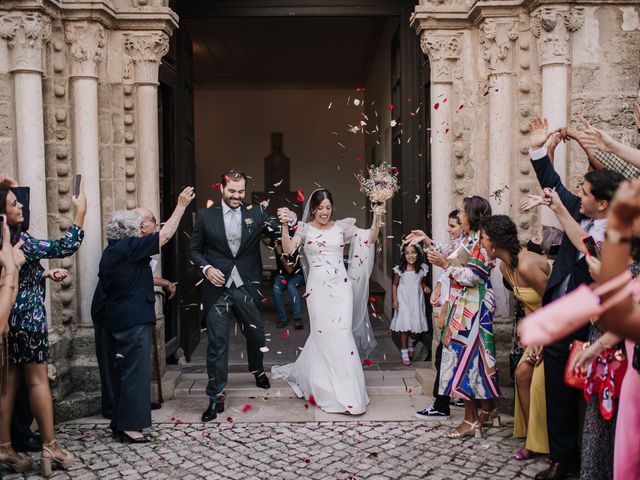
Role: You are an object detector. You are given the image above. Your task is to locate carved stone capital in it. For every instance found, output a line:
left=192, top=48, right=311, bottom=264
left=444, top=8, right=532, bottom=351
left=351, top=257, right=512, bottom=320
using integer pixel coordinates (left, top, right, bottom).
left=480, top=19, right=519, bottom=74
left=65, top=22, right=105, bottom=78
left=123, top=32, right=170, bottom=85
left=420, top=32, right=461, bottom=84
left=0, top=12, right=51, bottom=73
left=531, top=7, right=584, bottom=66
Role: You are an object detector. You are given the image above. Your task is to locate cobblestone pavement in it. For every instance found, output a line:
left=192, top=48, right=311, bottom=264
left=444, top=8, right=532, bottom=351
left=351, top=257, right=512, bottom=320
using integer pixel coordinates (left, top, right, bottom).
left=3, top=420, right=555, bottom=480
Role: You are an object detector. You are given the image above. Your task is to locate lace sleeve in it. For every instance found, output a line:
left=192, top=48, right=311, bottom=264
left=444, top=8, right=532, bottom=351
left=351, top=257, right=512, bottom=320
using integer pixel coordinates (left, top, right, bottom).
left=291, top=222, right=306, bottom=248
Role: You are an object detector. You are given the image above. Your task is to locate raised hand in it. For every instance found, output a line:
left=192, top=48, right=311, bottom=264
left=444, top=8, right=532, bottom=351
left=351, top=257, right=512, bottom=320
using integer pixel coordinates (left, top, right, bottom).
left=542, top=188, right=561, bottom=210
left=578, top=115, right=616, bottom=153
left=547, top=132, right=562, bottom=162
left=520, top=194, right=545, bottom=213
left=529, top=116, right=554, bottom=149
left=609, top=179, right=640, bottom=226
left=71, top=178, right=88, bottom=214
left=586, top=256, right=601, bottom=281
left=427, top=249, right=448, bottom=269
left=177, top=186, right=195, bottom=207
left=372, top=204, right=386, bottom=217
left=277, top=207, right=293, bottom=225
left=12, top=240, right=25, bottom=268
left=404, top=229, right=432, bottom=247
left=45, top=268, right=69, bottom=282
left=0, top=174, right=18, bottom=188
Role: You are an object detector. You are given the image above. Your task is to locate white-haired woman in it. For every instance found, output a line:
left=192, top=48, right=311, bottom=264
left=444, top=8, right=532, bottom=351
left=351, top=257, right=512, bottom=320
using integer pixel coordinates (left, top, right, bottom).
left=96, top=188, right=194, bottom=444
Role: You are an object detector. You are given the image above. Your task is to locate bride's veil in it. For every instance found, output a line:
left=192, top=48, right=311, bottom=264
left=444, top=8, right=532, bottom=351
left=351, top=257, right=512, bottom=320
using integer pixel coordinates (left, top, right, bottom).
left=297, top=189, right=377, bottom=358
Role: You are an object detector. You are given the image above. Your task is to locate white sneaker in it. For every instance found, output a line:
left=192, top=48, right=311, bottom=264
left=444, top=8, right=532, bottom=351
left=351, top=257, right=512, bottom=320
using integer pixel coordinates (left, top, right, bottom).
left=401, top=349, right=411, bottom=366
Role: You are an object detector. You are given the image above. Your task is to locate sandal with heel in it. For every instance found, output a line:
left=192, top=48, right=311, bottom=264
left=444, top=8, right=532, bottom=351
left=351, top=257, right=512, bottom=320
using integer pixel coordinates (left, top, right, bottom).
left=0, top=442, right=33, bottom=473
left=446, top=420, right=482, bottom=439
left=41, top=440, right=74, bottom=477
left=479, top=407, right=501, bottom=428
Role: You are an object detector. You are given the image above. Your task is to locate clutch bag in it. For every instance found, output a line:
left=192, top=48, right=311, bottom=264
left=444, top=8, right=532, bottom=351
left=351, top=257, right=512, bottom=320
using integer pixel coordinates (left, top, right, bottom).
left=446, top=242, right=471, bottom=268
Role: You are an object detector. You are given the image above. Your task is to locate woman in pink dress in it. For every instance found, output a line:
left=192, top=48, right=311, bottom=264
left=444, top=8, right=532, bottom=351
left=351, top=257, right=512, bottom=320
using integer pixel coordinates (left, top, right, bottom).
left=597, top=179, right=640, bottom=480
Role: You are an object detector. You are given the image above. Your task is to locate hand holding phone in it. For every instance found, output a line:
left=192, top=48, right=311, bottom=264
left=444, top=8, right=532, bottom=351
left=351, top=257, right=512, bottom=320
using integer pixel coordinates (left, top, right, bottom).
left=74, top=174, right=82, bottom=198
left=581, top=235, right=600, bottom=260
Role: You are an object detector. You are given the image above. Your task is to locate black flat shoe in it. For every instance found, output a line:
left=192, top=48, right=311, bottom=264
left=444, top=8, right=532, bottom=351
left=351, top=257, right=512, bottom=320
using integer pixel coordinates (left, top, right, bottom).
left=254, top=371, right=271, bottom=389
left=534, top=462, right=579, bottom=480
left=12, top=434, right=42, bottom=453
left=201, top=399, right=219, bottom=422
left=151, top=402, right=162, bottom=410
left=116, top=431, right=149, bottom=444
left=294, top=319, right=303, bottom=330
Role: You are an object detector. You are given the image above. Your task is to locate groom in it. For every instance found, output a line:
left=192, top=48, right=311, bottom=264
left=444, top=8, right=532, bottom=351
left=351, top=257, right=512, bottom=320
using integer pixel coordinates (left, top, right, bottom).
left=189, top=169, right=294, bottom=422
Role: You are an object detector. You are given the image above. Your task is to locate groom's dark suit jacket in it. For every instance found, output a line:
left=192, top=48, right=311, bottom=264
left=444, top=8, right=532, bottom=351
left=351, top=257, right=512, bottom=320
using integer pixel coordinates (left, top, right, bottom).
left=189, top=202, right=282, bottom=316
left=532, top=154, right=593, bottom=306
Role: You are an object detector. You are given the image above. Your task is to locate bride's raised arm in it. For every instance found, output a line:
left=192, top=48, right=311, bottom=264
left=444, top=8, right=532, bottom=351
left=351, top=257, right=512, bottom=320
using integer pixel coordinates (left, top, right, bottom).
left=368, top=204, right=386, bottom=243
left=277, top=208, right=300, bottom=255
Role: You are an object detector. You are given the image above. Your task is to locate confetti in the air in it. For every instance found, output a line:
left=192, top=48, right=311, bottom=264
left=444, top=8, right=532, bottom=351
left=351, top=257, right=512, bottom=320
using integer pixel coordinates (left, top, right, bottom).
left=434, top=102, right=440, bottom=110
left=211, top=183, right=221, bottom=189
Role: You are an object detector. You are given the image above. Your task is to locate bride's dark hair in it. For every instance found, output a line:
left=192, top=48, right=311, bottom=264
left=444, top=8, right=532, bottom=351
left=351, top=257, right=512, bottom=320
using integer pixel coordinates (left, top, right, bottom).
left=309, top=189, right=333, bottom=219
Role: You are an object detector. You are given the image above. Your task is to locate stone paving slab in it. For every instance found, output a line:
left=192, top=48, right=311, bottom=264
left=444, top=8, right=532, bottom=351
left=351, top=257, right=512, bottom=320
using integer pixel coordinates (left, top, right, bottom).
left=2, top=420, right=555, bottom=480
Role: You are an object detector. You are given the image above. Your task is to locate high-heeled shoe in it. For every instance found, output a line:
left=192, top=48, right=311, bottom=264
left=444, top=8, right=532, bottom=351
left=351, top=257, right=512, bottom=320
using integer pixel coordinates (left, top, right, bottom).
left=0, top=442, right=33, bottom=473
left=479, top=407, right=501, bottom=427
left=446, top=420, right=482, bottom=439
left=41, top=439, right=74, bottom=477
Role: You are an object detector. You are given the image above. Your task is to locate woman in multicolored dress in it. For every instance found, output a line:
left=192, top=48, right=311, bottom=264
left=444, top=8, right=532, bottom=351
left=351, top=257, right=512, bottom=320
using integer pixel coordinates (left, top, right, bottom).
left=411, top=196, right=498, bottom=438
left=0, top=177, right=86, bottom=476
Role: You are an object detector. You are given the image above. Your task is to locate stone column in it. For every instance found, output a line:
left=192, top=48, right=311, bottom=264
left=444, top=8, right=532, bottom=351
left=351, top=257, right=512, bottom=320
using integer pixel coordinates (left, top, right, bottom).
left=480, top=20, right=519, bottom=215
left=65, top=22, right=105, bottom=326
left=420, top=32, right=460, bottom=279
left=123, top=32, right=169, bottom=220
left=531, top=7, right=584, bottom=224
left=2, top=13, right=51, bottom=239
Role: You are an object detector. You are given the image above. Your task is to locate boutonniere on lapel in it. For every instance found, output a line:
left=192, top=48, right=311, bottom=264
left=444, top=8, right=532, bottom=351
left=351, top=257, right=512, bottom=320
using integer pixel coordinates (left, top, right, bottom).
left=244, top=218, right=254, bottom=229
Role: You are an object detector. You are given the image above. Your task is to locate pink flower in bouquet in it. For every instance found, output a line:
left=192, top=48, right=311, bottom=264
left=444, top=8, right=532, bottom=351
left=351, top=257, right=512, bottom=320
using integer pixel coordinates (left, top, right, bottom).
left=355, top=162, right=400, bottom=204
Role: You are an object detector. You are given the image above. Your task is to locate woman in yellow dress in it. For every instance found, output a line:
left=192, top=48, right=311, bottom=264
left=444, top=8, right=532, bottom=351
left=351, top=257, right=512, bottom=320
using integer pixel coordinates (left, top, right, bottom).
left=480, top=215, right=551, bottom=460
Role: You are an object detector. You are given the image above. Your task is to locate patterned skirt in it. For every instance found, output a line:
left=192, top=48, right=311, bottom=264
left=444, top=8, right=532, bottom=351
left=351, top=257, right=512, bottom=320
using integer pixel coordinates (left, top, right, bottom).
left=8, top=327, right=48, bottom=364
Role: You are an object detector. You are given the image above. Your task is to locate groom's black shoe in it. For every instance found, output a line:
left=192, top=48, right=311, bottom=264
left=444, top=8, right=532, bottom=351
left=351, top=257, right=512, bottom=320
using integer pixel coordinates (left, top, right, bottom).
left=254, top=371, right=271, bottom=389
left=201, top=399, right=221, bottom=422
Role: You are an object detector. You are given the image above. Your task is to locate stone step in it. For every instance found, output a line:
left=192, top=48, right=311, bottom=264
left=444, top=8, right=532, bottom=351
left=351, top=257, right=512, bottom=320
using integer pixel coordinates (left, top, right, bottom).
left=175, top=370, right=426, bottom=398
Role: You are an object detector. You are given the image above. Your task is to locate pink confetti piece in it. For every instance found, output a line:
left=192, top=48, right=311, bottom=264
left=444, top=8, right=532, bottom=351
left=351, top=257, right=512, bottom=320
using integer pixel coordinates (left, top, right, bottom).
left=308, top=395, right=317, bottom=406
left=297, top=189, right=305, bottom=202
left=363, top=359, right=373, bottom=366
left=458, top=104, right=464, bottom=110
left=388, top=103, right=394, bottom=110
left=211, top=183, right=221, bottom=189
left=281, top=278, right=287, bottom=285
left=434, top=102, right=440, bottom=110
left=281, top=331, right=290, bottom=339
left=304, top=459, right=311, bottom=464
left=226, top=416, right=233, bottom=422
left=242, top=404, right=252, bottom=413
left=442, top=98, right=447, bottom=103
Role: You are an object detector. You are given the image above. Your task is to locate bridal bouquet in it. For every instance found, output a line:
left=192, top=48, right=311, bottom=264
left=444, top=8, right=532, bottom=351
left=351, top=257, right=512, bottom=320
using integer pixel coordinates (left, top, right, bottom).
left=355, top=163, right=399, bottom=227
left=355, top=162, right=400, bottom=205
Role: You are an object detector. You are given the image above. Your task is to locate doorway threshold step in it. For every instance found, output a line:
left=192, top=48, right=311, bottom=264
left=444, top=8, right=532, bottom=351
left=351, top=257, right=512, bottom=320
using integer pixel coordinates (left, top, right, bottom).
left=175, top=370, right=425, bottom=398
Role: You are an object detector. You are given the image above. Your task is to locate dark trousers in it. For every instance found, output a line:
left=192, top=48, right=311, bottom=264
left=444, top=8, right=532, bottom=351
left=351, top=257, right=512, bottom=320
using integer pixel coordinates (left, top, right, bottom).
left=110, top=323, right=153, bottom=431
left=205, top=286, right=265, bottom=400
left=11, top=379, right=35, bottom=446
left=544, top=323, right=589, bottom=463
left=94, top=320, right=116, bottom=418
left=432, top=342, right=450, bottom=414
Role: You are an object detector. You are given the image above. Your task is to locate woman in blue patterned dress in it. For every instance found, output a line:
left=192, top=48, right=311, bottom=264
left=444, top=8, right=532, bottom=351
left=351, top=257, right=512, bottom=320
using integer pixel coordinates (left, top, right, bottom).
left=0, top=178, right=86, bottom=476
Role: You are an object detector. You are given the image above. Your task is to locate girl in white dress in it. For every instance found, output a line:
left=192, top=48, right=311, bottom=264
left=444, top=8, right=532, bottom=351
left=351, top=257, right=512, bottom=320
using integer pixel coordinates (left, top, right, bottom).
left=273, top=189, right=385, bottom=414
left=391, top=244, right=430, bottom=366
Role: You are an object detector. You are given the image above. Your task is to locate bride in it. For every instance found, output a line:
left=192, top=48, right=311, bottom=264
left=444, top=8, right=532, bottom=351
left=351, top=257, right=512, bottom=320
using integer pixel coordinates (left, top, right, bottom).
left=272, top=189, right=385, bottom=414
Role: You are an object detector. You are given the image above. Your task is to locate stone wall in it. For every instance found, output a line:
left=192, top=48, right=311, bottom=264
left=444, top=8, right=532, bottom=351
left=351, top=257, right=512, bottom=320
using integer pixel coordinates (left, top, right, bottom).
left=0, top=0, right=177, bottom=420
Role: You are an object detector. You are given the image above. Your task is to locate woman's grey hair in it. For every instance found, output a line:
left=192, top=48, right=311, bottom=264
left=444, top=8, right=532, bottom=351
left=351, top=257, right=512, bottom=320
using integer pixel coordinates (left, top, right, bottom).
left=106, top=210, right=142, bottom=241
left=541, top=225, right=563, bottom=254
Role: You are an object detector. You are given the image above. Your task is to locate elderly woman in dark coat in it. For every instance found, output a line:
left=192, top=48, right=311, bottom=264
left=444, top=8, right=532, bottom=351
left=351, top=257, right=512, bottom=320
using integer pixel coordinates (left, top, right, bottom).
left=96, top=187, right=194, bottom=443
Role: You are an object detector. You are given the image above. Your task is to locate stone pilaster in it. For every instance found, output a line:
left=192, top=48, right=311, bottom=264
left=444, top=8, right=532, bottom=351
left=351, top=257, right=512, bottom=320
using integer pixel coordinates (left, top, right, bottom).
left=480, top=19, right=519, bottom=215
left=420, top=31, right=460, bottom=283
left=66, top=22, right=105, bottom=326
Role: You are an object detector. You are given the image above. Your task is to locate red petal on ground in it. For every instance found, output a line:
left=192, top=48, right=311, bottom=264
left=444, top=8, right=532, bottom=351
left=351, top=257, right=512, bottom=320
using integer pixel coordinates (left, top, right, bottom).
left=445, top=128, right=450, bottom=134
left=308, top=395, right=317, bottom=406
left=458, top=104, right=464, bottom=110
left=226, top=417, right=233, bottom=422
left=443, top=98, right=447, bottom=103
left=304, top=404, right=309, bottom=410
left=304, top=458, right=311, bottom=464
left=281, top=331, right=289, bottom=339
left=362, top=359, right=373, bottom=366
left=242, top=404, right=252, bottom=413
left=434, top=102, right=440, bottom=110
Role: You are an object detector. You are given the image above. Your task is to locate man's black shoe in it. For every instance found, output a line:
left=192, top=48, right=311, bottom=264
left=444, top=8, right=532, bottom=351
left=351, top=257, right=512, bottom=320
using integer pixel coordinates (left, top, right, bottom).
left=254, top=371, right=271, bottom=389
left=151, top=402, right=162, bottom=410
left=534, top=462, right=579, bottom=480
left=201, top=399, right=219, bottom=422
left=12, top=434, right=42, bottom=453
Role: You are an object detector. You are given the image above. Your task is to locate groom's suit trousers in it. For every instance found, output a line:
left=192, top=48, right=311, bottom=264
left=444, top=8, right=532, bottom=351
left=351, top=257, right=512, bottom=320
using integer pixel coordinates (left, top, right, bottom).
left=205, top=285, right=265, bottom=399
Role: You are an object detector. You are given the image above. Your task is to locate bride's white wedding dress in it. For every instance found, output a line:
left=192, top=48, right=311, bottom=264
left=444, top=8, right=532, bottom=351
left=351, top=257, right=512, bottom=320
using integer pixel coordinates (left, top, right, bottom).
left=271, top=219, right=374, bottom=414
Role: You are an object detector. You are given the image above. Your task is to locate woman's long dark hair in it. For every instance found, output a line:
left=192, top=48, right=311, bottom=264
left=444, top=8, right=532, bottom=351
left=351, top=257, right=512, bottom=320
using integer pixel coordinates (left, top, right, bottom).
left=398, top=243, right=424, bottom=273
left=462, top=196, right=492, bottom=232
left=482, top=215, right=521, bottom=270
left=0, top=185, right=22, bottom=245
left=309, top=189, right=333, bottom=220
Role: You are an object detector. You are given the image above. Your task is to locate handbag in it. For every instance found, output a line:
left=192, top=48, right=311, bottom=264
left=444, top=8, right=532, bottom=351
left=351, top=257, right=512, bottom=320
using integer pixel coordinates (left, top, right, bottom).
left=446, top=241, right=471, bottom=268
left=564, top=339, right=627, bottom=421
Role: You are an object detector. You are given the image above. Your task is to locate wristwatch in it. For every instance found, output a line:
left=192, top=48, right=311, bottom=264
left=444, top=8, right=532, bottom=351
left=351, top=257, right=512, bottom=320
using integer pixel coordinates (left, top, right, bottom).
left=606, top=228, right=632, bottom=244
